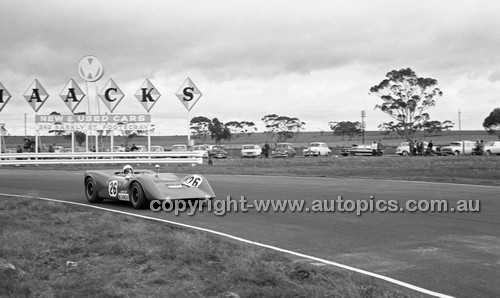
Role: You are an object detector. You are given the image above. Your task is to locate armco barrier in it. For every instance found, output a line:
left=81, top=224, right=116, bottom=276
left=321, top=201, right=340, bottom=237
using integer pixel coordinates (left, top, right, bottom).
left=0, top=151, right=204, bottom=165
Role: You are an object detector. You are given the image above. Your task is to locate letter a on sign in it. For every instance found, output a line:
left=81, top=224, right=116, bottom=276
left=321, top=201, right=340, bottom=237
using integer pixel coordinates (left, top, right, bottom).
left=175, top=77, right=202, bottom=111
left=0, top=82, right=12, bottom=112
left=59, top=79, right=85, bottom=113
left=23, top=79, right=49, bottom=112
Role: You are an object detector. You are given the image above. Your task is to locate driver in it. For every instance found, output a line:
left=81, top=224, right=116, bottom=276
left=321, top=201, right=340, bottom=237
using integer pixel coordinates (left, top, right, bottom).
left=122, top=164, right=134, bottom=175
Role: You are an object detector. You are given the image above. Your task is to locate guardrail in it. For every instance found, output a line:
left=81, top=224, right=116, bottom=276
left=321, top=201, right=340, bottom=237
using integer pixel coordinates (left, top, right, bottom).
left=0, top=151, right=204, bottom=165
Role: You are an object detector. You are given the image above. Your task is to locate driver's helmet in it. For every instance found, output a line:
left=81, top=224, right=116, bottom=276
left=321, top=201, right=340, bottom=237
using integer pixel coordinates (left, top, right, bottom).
left=123, top=164, right=133, bottom=175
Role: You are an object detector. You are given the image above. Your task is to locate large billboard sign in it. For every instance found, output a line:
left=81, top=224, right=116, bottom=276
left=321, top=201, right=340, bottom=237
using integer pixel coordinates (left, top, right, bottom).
left=35, top=114, right=151, bottom=131
left=0, top=57, right=205, bottom=135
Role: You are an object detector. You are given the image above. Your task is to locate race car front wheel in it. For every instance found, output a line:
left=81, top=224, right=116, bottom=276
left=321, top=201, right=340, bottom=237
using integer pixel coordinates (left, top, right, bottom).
left=85, top=177, right=103, bottom=203
left=131, top=183, right=148, bottom=209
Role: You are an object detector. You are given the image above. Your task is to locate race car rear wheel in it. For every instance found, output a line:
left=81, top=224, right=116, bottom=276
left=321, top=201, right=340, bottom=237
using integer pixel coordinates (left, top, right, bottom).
left=130, top=183, right=148, bottom=209
left=85, top=177, right=103, bottom=203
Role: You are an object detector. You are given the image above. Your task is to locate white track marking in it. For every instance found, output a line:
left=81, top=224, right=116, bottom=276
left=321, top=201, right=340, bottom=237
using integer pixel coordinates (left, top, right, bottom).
left=0, top=193, right=454, bottom=298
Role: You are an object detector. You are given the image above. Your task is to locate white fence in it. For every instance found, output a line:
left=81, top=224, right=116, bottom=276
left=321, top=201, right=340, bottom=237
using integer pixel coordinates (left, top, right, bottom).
left=0, top=151, right=204, bottom=165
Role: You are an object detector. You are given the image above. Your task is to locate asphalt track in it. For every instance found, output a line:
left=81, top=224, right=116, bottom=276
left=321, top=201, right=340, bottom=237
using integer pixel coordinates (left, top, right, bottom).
left=0, top=169, right=498, bottom=297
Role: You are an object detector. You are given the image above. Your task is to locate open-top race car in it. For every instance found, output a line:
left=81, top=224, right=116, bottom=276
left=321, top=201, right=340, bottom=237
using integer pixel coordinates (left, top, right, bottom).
left=84, top=165, right=216, bottom=209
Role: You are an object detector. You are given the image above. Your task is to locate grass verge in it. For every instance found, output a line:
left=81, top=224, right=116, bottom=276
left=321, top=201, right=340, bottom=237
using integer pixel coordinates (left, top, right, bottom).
left=0, top=197, right=410, bottom=298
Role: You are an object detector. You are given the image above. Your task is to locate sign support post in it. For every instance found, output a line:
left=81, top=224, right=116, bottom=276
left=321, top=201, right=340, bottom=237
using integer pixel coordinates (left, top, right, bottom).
left=187, top=110, right=191, bottom=148
left=176, top=77, right=202, bottom=150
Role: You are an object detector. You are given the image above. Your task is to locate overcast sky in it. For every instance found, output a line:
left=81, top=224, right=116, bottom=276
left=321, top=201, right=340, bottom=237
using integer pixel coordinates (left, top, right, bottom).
left=1, top=0, right=499, bottom=136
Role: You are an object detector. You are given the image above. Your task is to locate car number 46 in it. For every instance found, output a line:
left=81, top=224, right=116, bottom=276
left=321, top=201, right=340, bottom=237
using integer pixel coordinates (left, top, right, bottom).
left=184, top=175, right=203, bottom=187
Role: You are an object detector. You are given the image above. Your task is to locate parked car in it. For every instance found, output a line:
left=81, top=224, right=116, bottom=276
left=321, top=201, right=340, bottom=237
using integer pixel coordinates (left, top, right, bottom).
left=272, top=143, right=296, bottom=158
left=303, top=142, right=331, bottom=156
left=483, top=141, right=500, bottom=155
left=150, top=146, right=165, bottom=152
left=340, top=144, right=381, bottom=156
left=209, top=145, right=228, bottom=159
left=53, top=146, right=64, bottom=153
left=113, top=146, right=126, bottom=152
left=171, top=144, right=187, bottom=151
left=241, top=144, right=262, bottom=158
left=395, top=141, right=430, bottom=156
left=440, top=140, right=476, bottom=156
left=192, top=145, right=209, bottom=158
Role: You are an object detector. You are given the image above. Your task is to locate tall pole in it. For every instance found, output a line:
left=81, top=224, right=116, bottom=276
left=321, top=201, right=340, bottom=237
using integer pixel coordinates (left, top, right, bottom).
left=0, top=122, right=3, bottom=155
left=361, top=110, right=366, bottom=145
left=459, top=109, right=464, bottom=155
left=187, top=110, right=190, bottom=149
left=458, top=109, right=462, bottom=140
left=24, top=113, right=27, bottom=137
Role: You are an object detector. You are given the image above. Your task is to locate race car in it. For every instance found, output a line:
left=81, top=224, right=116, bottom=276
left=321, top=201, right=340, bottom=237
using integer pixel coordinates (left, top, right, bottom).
left=84, top=165, right=216, bottom=209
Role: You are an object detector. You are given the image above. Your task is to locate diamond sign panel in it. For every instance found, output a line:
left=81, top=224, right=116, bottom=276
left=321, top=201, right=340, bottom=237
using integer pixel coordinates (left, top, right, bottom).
left=175, top=77, right=202, bottom=111
left=135, top=79, right=161, bottom=112
left=0, top=82, right=12, bottom=112
left=59, top=79, right=85, bottom=113
left=98, top=79, right=124, bottom=112
left=23, top=79, right=49, bottom=112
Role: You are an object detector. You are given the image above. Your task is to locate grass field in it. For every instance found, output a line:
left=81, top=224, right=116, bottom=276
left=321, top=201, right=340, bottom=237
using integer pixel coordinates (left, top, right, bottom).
left=0, top=197, right=410, bottom=298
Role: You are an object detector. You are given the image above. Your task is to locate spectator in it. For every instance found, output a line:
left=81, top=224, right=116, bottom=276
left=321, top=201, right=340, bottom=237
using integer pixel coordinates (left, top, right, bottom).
left=371, top=141, right=377, bottom=156
left=478, top=140, right=485, bottom=156
left=262, top=141, right=270, bottom=158
left=130, top=144, right=139, bottom=152
left=427, top=140, right=433, bottom=155
left=376, top=140, right=383, bottom=156
left=48, top=145, right=54, bottom=153
left=416, top=139, right=424, bottom=156
left=16, top=145, right=22, bottom=153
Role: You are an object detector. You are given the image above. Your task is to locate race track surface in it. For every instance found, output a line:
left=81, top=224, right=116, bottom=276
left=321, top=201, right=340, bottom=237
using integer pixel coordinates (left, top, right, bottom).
left=0, top=169, right=498, bottom=297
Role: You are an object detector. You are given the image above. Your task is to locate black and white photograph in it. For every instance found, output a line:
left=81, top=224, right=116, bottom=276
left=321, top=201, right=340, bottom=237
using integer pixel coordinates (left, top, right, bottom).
left=0, top=1, right=499, bottom=297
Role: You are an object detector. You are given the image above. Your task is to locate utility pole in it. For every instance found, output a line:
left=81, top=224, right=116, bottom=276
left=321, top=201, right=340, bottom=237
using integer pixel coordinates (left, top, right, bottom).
left=458, top=109, right=462, bottom=140
left=24, top=113, right=27, bottom=137
left=361, top=110, right=366, bottom=144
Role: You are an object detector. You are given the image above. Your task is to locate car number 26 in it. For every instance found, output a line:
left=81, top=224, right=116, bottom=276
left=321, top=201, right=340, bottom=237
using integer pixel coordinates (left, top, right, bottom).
left=185, top=175, right=203, bottom=187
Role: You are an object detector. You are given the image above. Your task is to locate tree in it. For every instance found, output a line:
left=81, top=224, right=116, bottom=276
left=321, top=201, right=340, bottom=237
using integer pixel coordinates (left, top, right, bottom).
left=63, top=131, right=86, bottom=146
left=328, top=121, right=362, bottom=141
left=123, top=130, right=146, bottom=147
left=226, top=121, right=257, bottom=141
left=190, top=116, right=212, bottom=143
left=370, top=68, right=446, bottom=154
left=225, top=121, right=242, bottom=137
left=262, top=114, right=305, bottom=142
left=483, top=108, right=500, bottom=140
left=422, top=120, right=454, bottom=136
left=208, top=118, right=232, bottom=144
left=48, top=111, right=66, bottom=136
